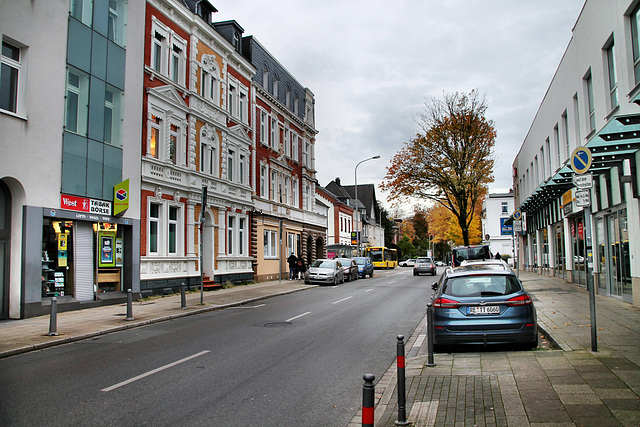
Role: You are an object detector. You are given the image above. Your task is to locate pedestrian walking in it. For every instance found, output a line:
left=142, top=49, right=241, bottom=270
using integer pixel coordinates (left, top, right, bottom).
left=495, top=252, right=501, bottom=260
left=297, top=258, right=306, bottom=280
left=287, top=252, right=298, bottom=280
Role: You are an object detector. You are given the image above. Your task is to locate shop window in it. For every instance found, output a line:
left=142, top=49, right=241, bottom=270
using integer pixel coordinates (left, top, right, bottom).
left=42, top=220, right=74, bottom=298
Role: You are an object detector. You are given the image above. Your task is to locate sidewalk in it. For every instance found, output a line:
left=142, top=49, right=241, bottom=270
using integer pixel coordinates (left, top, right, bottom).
left=349, top=271, right=640, bottom=426
left=0, top=279, right=315, bottom=359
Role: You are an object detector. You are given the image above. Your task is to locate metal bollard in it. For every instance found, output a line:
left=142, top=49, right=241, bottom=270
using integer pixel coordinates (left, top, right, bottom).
left=395, top=335, right=410, bottom=426
left=426, top=302, right=436, bottom=367
left=47, top=297, right=59, bottom=336
left=181, top=282, right=187, bottom=310
left=362, top=373, right=376, bottom=427
left=125, top=289, right=135, bottom=321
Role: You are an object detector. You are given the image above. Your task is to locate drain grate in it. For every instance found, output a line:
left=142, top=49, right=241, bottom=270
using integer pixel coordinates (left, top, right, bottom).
left=264, top=322, right=292, bottom=327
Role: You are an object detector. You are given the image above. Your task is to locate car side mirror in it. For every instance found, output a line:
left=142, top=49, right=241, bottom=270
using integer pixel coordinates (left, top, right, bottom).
left=431, top=283, right=438, bottom=291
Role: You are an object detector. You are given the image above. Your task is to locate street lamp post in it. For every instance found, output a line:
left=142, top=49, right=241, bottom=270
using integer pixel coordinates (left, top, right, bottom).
left=354, top=155, right=380, bottom=256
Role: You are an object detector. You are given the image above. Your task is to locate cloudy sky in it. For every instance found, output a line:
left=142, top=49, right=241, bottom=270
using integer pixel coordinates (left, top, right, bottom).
left=214, top=0, right=586, bottom=213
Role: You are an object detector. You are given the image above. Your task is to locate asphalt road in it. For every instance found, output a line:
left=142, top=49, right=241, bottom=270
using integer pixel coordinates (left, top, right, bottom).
left=0, top=267, right=439, bottom=426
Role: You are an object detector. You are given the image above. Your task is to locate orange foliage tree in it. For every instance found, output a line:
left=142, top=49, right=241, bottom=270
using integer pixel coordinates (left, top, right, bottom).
left=381, top=90, right=496, bottom=246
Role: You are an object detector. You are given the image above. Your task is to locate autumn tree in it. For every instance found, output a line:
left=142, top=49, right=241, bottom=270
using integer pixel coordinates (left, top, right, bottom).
left=381, top=90, right=496, bottom=246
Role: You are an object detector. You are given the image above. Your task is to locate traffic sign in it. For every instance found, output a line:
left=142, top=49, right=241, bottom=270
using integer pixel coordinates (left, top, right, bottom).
left=513, top=220, right=522, bottom=232
left=575, top=189, right=591, bottom=207
left=571, top=146, right=592, bottom=174
left=573, top=173, right=593, bottom=189
left=513, top=209, right=522, bottom=221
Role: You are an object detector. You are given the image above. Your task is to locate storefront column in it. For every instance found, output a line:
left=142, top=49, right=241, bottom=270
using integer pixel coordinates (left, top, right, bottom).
left=536, top=228, right=543, bottom=274
left=548, top=224, right=556, bottom=273
left=564, top=216, right=574, bottom=283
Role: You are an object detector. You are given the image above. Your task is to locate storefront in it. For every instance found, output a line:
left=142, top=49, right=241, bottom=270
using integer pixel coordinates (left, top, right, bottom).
left=596, top=207, right=632, bottom=303
left=22, top=203, right=139, bottom=318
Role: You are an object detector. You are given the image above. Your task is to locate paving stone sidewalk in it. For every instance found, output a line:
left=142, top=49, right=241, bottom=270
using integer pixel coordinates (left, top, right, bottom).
left=349, top=271, right=640, bottom=426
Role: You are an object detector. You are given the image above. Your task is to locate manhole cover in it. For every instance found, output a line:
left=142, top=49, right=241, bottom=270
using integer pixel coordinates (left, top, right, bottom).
left=264, top=322, right=292, bottom=327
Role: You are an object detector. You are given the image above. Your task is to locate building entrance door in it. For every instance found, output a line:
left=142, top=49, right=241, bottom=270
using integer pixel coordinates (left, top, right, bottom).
left=607, top=209, right=632, bottom=302
left=554, top=223, right=565, bottom=278
left=0, top=181, right=10, bottom=320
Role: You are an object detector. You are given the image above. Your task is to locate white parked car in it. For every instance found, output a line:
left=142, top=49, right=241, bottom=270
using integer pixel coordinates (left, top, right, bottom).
left=399, top=259, right=416, bottom=267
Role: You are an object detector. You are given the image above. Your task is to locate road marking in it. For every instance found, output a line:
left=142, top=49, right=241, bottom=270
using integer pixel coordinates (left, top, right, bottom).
left=388, top=280, right=396, bottom=284
left=233, top=304, right=265, bottom=309
left=365, top=289, right=373, bottom=293
left=285, top=311, right=311, bottom=322
left=101, top=350, right=210, bottom=392
left=332, top=296, right=353, bottom=305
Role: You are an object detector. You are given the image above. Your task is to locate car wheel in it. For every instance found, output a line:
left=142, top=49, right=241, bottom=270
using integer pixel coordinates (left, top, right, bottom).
left=341, top=275, right=345, bottom=284
left=333, top=276, right=338, bottom=286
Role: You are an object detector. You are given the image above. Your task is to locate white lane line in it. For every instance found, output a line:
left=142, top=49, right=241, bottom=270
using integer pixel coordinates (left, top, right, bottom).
left=365, top=289, right=374, bottom=293
left=101, top=350, right=210, bottom=392
left=233, top=304, right=266, bottom=309
left=332, top=296, right=353, bottom=305
left=285, top=311, right=311, bottom=322
left=388, top=280, right=396, bottom=284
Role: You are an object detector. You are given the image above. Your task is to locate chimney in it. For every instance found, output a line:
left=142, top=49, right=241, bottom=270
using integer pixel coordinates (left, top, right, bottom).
left=335, top=177, right=341, bottom=186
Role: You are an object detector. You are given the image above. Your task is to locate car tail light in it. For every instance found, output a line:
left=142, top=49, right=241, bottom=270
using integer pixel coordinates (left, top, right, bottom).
left=433, top=297, right=460, bottom=309
left=506, top=295, right=532, bottom=306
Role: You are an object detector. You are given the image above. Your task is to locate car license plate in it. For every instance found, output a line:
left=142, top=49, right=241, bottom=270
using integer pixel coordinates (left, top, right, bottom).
left=468, top=306, right=500, bottom=315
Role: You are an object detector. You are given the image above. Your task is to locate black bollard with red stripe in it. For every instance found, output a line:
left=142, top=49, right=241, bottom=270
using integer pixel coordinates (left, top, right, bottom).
left=362, top=373, right=375, bottom=427
left=395, top=335, right=410, bottom=426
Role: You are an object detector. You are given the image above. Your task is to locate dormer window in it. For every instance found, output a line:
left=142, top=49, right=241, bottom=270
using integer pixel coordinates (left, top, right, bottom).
left=233, top=32, right=240, bottom=50
left=197, top=1, right=217, bottom=24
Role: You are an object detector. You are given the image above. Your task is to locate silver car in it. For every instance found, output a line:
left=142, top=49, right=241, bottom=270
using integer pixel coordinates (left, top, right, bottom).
left=305, top=259, right=345, bottom=285
left=413, top=257, right=436, bottom=276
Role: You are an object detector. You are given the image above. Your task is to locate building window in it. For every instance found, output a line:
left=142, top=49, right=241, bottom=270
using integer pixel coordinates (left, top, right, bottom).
left=260, top=111, right=267, bottom=144
left=168, top=205, right=178, bottom=254
left=292, top=178, right=298, bottom=208
left=271, top=118, right=277, bottom=150
left=239, top=91, right=247, bottom=123
left=631, top=4, right=640, bottom=84
left=553, top=124, right=560, bottom=169
left=169, top=124, right=178, bottom=164
left=107, top=0, right=127, bottom=47
left=605, top=42, right=618, bottom=110
left=65, top=67, right=90, bottom=135
left=1, top=40, right=22, bottom=114
left=151, top=21, right=169, bottom=74
left=284, top=177, right=290, bottom=205
left=149, top=202, right=160, bottom=254
left=292, top=133, right=299, bottom=162
left=239, top=154, right=246, bottom=185
left=264, top=230, right=277, bottom=258
left=228, top=216, right=234, bottom=254
left=238, top=218, right=245, bottom=255
left=584, top=71, right=595, bottom=133
left=271, top=171, right=277, bottom=201
left=262, top=67, right=269, bottom=88
left=149, top=115, right=161, bottom=158
left=227, top=149, right=234, bottom=181
left=69, top=0, right=93, bottom=26
left=273, top=77, right=279, bottom=97
left=501, top=202, right=508, bottom=215
left=260, top=165, right=267, bottom=197
left=284, top=128, right=290, bottom=157
left=104, top=85, right=123, bottom=147
left=562, top=110, right=569, bottom=161
left=170, top=44, right=183, bottom=84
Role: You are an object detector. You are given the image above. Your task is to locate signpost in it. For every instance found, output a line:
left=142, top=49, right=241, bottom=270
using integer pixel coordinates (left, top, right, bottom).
left=571, top=146, right=597, bottom=351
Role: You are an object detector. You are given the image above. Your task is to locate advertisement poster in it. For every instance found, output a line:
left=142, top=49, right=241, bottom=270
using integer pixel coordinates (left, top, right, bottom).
left=98, top=231, right=116, bottom=267
left=57, top=231, right=68, bottom=267
left=115, top=238, right=123, bottom=267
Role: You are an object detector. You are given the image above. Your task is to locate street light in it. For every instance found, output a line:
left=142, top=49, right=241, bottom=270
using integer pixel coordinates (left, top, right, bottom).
left=354, top=155, right=381, bottom=256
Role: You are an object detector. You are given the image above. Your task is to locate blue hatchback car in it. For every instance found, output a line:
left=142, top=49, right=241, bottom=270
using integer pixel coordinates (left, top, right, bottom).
left=353, top=257, right=374, bottom=278
left=430, top=262, right=537, bottom=349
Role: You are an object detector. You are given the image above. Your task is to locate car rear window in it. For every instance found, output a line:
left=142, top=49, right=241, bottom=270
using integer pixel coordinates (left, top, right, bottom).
left=452, top=246, right=490, bottom=265
left=312, top=260, right=336, bottom=268
left=416, top=258, right=431, bottom=263
left=354, top=258, right=368, bottom=265
left=443, top=275, right=522, bottom=297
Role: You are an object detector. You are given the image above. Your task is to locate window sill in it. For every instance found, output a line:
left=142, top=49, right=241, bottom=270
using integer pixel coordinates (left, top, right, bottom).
left=1, top=109, right=27, bottom=121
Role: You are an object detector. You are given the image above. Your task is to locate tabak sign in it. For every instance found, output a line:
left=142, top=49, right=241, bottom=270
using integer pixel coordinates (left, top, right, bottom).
left=60, top=194, right=112, bottom=215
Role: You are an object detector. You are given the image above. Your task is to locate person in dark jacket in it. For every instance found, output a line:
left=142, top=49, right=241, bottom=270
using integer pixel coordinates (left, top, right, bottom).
left=287, top=252, right=297, bottom=280
left=495, top=252, right=502, bottom=260
left=297, top=257, right=307, bottom=280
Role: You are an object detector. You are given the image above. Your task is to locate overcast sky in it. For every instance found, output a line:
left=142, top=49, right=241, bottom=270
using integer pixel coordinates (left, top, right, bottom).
left=214, top=0, right=586, bottom=214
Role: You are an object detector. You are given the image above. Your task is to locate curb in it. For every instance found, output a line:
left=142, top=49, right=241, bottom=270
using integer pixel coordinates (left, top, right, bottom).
left=0, top=285, right=316, bottom=360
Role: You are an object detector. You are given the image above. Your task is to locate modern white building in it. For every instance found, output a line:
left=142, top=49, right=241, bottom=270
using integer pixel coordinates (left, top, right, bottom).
left=481, top=191, right=515, bottom=263
left=512, top=0, right=640, bottom=307
left=1, top=0, right=145, bottom=318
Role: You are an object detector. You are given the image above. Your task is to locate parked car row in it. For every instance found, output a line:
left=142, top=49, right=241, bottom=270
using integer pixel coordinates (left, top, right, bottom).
left=304, top=256, right=374, bottom=285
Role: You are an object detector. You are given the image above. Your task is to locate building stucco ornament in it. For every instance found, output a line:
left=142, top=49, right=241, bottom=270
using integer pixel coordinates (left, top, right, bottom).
left=174, top=191, right=181, bottom=202
left=155, top=187, right=163, bottom=199
left=201, top=54, right=218, bottom=74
